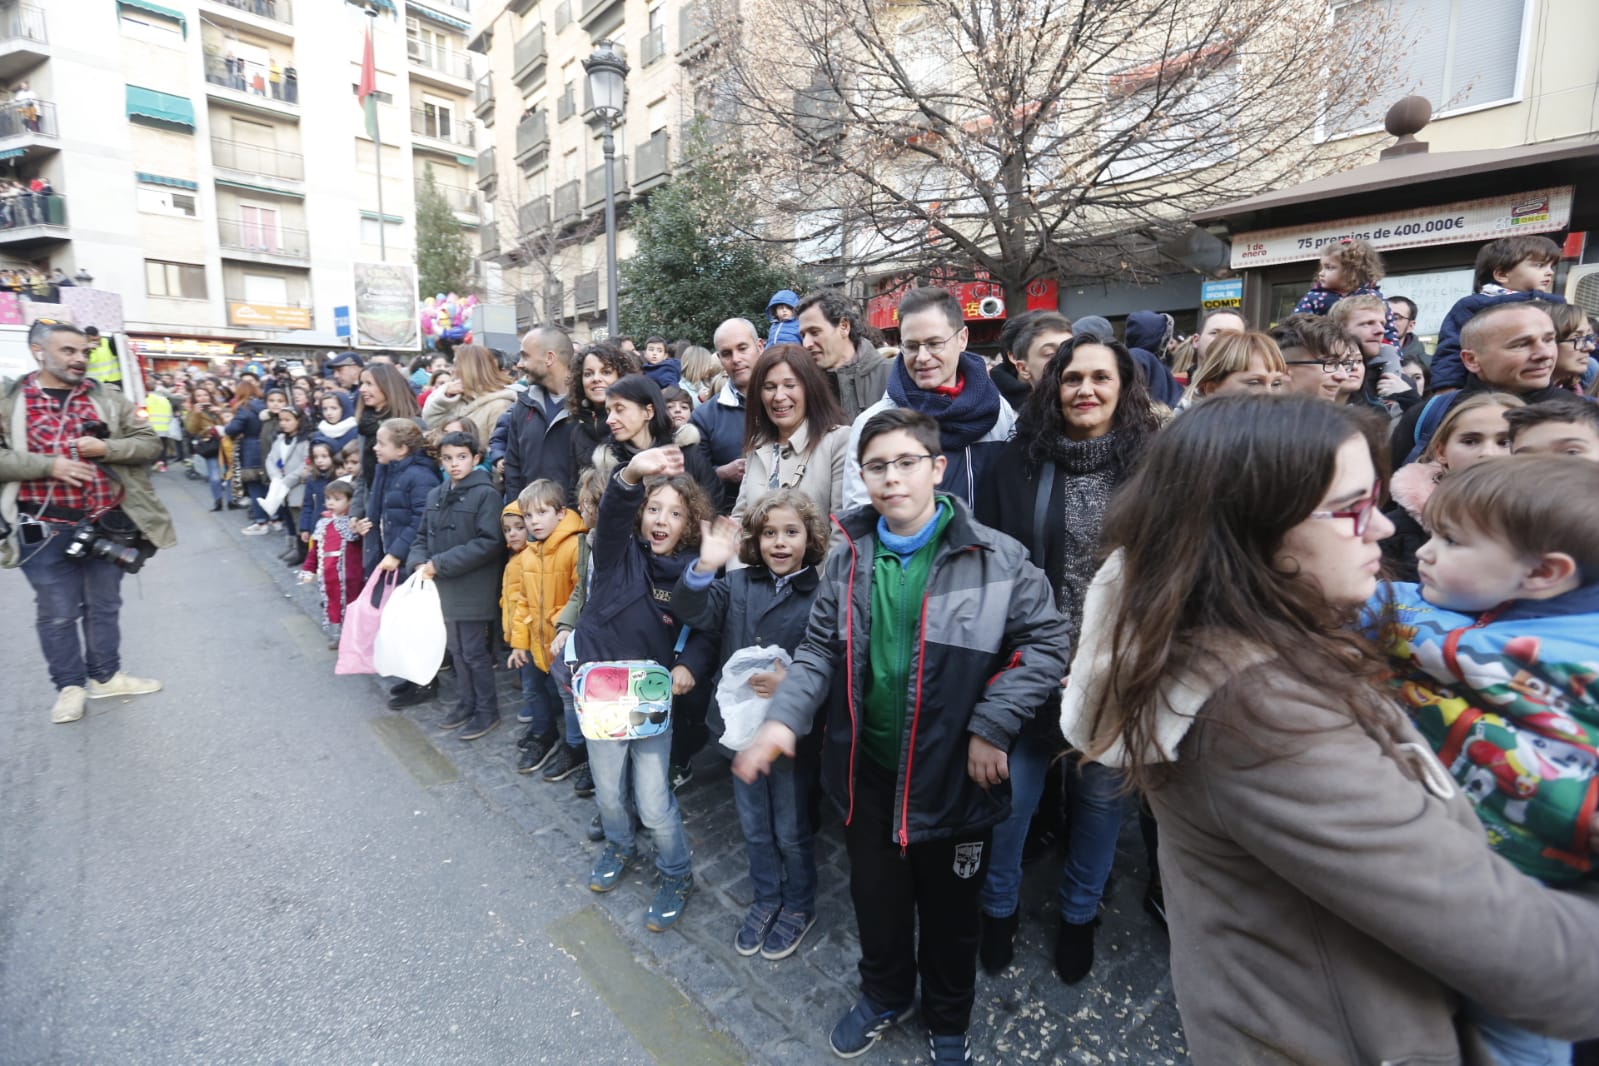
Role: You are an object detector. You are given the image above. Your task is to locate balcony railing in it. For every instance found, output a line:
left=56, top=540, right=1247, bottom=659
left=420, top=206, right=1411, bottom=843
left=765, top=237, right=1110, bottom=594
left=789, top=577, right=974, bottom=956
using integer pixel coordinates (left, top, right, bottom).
left=518, top=197, right=550, bottom=234
left=641, top=26, right=666, bottom=66
left=424, top=179, right=480, bottom=215
left=679, top=3, right=714, bottom=55
left=556, top=85, right=575, bottom=122
left=515, top=110, right=549, bottom=163
left=553, top=0, right=571, bottom=32
left=218, top=218, right=309, bottom=258
left=204, top=0, right=293, bottom=26
left=0, top=3, right=47, bottom=45
left=204, top=54, right=300, bottom=105
left=0, top=98, right=55, bottom=139
left=580, top=0, right=623, bottom=32
left=513, top=25, right=546, bottom=84
left=476, top=146, right=496, bottom=188
left=553, top=179, right=580, bottom=225
left=408, top=39, right=471, bottom=80
left=480, top=224, right=499, bottom=256
left=574, top=271, right=598, bottom=313
left=473, top=73, right=494, bottom=112
left=634, top=130, right=669, bottom=190
left=583, top=159, right=627, bottom=210
left=212, top=136, right=304, bottom=180
left=410, top=108, right=474, bottom=148
left=0, top=190, right=65, bottom=230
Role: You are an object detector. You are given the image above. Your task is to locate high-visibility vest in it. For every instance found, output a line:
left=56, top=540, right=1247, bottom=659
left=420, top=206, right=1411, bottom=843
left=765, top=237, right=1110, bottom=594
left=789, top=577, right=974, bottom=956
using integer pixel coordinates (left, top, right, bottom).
left=144, top=391, right=173, bottom=434
left=86, top=338, right=121, bottom=383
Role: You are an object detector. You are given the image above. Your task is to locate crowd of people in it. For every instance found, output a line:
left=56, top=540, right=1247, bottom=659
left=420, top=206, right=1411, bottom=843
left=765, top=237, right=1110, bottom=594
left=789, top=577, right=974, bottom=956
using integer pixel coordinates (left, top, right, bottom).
left=11, top=233, right=1599, bottom=1065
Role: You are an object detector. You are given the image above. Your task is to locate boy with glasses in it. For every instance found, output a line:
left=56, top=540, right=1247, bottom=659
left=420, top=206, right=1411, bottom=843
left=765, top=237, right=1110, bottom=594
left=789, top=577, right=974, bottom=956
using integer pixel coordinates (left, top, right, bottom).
left=1270, top=314, right=1363, bottom=403
left=734, top=408, right=1069, bottom=1064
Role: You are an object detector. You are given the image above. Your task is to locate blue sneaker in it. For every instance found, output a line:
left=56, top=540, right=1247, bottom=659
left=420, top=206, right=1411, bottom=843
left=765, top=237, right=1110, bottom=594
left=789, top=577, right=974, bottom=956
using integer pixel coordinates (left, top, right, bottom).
left=734, top=903, right=779, bottom=957
left=759, top=907, right=816, bottom=961
left=928, top=1033, right=971, bottom=1064
left=588, top=842, right=639, bottom=893
left=644, top=873, right=694, bottom=932
left=516, top=706, right=534, bottom=724
left=829, top=995, right=913, bottom=1059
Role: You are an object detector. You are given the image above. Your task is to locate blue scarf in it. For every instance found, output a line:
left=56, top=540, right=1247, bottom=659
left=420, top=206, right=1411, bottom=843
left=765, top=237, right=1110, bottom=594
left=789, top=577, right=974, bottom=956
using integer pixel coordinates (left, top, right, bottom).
left=877, top=497, right=951, bottom=566
left=885, top=350, right=1002, bottom=452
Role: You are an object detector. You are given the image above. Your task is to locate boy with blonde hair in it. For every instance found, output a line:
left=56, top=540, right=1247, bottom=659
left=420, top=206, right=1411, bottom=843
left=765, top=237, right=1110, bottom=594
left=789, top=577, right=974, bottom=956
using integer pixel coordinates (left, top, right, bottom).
left=508, top=479, right=587, bottom=773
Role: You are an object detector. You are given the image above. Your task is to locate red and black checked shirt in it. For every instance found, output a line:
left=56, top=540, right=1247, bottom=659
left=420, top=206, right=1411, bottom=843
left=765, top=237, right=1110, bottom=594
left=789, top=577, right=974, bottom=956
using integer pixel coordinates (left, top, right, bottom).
left=14, top=375, right=123, bottom=516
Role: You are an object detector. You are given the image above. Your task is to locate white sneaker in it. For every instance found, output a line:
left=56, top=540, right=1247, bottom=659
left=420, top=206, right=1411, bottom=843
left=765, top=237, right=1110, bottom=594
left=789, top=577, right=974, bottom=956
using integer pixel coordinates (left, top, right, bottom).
left=51, top=685, right=87, bottom=723
left=86, top=672, right=162, bottom=700
left=241, top=523, right=269, bottom=535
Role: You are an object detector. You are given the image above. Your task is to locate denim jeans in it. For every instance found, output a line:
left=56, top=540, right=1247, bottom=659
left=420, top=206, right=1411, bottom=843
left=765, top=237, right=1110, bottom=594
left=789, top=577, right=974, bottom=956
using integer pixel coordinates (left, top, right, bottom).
left=19, top=527, right=126, bottom=690
left=587, top=730, right=692, bottom=878
left=732, top=754, right=816, bottom=914
left=204, top=456, right=225, bottom=503
left=518, top=662, right=561, bottom=738
left=1466, top=1000, right=1572, bottom=1066
left=979, top=733, right=1124, bottom=923
left=243, top=479, right=267, bottom=521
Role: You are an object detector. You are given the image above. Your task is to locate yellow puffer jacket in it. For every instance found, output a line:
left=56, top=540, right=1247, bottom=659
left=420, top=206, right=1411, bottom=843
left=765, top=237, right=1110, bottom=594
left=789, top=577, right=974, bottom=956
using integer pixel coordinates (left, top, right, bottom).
left=509, top=507, right=587, bottom=671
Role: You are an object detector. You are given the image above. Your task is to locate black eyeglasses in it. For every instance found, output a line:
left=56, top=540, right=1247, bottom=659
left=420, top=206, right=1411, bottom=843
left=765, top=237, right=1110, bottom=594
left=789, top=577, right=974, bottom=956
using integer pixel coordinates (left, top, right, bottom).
left=1309, top=479, right=1381, bottom=536
left=1286, top=358, right=1362, bottom=374
left=860, top=454, right=934, bottom=480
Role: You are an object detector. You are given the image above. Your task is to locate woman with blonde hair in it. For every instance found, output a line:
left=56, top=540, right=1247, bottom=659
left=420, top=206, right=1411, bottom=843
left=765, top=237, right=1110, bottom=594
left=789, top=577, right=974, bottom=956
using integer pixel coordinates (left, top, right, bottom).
left=679, top=344, right=721, bottom=405
left=1178, top=330, right=1288, bottom=408
left=422, top=344, right=517, bottom=449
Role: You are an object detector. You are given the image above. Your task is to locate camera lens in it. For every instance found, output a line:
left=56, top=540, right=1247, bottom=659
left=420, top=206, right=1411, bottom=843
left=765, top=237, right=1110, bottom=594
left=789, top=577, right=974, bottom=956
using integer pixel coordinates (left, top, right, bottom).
left=88, top=537, right=143, bottom=573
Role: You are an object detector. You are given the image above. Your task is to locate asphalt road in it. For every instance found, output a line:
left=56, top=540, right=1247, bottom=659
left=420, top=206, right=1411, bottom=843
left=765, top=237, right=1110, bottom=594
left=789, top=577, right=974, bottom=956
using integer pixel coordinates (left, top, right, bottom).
left=0, top=475, right=713, bottom=1065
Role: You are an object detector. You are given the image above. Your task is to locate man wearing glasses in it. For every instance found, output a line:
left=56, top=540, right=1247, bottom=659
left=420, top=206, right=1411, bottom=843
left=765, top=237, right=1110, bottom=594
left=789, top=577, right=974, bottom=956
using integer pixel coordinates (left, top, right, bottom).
left=840, top=287, right=1015, bottom=512
left=1389, top=296, right=1430, bottom=366
left=1270, top=314, right=1364, bottom=404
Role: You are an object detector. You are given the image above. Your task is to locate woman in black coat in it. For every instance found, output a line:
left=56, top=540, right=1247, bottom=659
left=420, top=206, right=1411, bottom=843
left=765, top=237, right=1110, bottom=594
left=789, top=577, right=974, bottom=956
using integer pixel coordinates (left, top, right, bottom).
left=588, top=374, right=723, bottom=510
left=565, top=341, right=642, bottom=483
left=974, top=335, right=1160, bottom=984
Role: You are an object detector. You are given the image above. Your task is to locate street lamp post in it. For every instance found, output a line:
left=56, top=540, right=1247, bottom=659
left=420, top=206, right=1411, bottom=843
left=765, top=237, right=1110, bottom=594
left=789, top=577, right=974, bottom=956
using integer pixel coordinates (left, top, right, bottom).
left=583, top=40, right=628, bottom=337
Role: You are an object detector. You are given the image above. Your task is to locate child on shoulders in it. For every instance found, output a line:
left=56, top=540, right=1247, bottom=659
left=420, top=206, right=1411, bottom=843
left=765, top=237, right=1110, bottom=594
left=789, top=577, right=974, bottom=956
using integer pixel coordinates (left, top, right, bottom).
left=1292, top=238, right=1398, bottom=346
left=1428, top=236, right=1564, bottom=392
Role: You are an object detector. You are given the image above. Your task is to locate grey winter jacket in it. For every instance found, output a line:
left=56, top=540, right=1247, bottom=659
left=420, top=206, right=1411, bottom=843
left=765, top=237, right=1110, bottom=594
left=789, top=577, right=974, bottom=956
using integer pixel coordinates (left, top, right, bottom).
left=764, top=494, right=1070, bottom=845
left=829, top=337, right=892, bottom=423
left=406, top=468, right=504, bottom=622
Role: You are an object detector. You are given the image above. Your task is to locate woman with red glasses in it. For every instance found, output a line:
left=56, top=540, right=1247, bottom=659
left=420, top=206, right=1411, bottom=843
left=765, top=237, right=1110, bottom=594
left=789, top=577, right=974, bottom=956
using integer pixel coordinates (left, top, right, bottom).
left=1060, top=394, right=1599, bottom=1063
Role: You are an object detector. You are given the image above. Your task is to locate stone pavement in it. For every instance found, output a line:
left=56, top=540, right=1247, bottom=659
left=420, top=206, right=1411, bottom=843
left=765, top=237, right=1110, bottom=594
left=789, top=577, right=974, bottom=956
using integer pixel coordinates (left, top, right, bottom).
left=208, top=475, right=1191, bottom=1065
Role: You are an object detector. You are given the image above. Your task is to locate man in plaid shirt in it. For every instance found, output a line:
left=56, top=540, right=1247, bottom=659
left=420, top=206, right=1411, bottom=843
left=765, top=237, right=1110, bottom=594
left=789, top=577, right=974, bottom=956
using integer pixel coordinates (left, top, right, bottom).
left=0, top=320, right=175, bottom=724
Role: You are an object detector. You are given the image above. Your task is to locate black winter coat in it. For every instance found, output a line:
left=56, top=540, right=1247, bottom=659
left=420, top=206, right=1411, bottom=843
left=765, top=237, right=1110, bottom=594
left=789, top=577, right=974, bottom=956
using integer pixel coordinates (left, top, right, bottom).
left=570, top=472, right=718, bottom=685
left=224, top=399, right=265, bottom=469
left=407, top=469, right=504, bottom=621
left=672, top=564, right=822, bottom=754
left=502, top=385, right=578, bottom=503
left=364, top=452, right=436, bottom=576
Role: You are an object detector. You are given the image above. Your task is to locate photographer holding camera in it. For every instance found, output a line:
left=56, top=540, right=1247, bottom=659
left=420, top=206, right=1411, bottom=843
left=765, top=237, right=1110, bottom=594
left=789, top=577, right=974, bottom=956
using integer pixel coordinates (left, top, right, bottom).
left=0, top=320, right=176, bottom=724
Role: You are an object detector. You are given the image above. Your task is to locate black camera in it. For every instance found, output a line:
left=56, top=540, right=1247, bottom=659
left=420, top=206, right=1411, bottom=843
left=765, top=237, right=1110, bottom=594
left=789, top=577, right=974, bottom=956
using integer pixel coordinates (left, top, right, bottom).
left=80, top=419, right=110, bottom=440
left=61, top=521, right=147, bottom=573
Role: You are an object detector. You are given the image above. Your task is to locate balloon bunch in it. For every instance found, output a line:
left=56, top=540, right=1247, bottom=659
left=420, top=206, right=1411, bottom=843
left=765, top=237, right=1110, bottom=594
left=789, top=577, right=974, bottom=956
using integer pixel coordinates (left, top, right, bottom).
left=419, top=292, right=478, bottom=349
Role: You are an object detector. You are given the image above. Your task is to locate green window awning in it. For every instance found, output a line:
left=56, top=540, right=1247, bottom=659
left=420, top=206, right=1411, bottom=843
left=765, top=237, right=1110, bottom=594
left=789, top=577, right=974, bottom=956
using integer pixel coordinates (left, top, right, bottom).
left=216, top=177, right=304, bottom=200
left=360, top=210, right=405, bottom=224
left=117, top=0, right=187, bottom=37
left=126, top=85, right=196, bottom=131
left=136, top=172, right=199, bottom=191
left=407, top=2, right=470, bottom=32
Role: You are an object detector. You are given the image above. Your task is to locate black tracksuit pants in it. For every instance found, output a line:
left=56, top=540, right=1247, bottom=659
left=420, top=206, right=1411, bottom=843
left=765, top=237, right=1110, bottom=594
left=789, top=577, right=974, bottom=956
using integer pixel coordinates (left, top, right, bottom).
left=843, top=758, right=991, bottom=1036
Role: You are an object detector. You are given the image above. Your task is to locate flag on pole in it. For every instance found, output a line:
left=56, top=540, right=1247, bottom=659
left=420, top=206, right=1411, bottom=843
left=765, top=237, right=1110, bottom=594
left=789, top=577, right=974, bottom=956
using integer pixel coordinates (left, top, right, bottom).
left=357, top=22, right=379, bottom=142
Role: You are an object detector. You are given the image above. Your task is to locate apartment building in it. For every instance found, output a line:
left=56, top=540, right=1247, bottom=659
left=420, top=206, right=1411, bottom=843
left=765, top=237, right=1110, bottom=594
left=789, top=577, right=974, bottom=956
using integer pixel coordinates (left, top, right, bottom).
left=469, top=0, right=701, bottom=338
left=2, top=0, right=479, bottom=357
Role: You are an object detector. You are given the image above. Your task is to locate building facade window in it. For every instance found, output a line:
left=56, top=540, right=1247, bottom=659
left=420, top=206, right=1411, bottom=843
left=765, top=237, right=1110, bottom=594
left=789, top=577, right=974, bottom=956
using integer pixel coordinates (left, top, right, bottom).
left=146, top=260, right=208, bottom=299
left=138, top=185, right=198, bottom=218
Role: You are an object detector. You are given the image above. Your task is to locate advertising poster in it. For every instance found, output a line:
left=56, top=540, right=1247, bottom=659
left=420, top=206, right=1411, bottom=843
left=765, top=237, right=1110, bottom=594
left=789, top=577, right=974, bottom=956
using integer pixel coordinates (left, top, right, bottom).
left=353, top=261, right=419, bottom=350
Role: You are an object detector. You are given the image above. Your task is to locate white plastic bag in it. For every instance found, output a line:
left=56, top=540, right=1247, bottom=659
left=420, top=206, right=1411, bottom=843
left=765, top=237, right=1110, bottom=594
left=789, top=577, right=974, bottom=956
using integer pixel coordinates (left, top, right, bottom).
left=715, top=645, right=793, bottom=751
left=373, top=573, right=447, bottom=685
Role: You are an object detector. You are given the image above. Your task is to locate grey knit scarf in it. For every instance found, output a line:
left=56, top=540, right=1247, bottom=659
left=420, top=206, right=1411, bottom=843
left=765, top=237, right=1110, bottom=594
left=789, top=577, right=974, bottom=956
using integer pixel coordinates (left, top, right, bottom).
left=1043, top=431, right=1121, bottom=641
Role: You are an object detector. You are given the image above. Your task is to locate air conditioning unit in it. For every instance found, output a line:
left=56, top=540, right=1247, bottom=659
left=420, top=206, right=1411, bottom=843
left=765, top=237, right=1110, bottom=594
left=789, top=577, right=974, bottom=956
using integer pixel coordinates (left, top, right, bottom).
left=1566, top=263, right=1599, bottom=318
left=406, top=38, right=423, bottom=61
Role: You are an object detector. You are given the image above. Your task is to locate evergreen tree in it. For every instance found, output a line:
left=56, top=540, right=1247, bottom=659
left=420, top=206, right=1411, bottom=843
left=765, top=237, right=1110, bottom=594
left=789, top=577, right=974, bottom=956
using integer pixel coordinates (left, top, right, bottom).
left=619, top=126, right=801, bottom=345
left=414, top=165, right=475, bottom=299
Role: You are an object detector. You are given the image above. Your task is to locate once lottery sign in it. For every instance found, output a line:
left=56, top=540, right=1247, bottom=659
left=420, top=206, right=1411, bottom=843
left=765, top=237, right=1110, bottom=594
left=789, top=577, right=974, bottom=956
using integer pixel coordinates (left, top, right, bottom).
left=1229, top=187, right=1573, bottom=269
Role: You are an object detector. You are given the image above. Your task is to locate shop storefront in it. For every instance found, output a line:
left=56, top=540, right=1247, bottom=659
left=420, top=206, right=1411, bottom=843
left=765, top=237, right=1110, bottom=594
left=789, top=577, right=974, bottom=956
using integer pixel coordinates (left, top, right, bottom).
left=1189, top=131, right=1599, bottom=343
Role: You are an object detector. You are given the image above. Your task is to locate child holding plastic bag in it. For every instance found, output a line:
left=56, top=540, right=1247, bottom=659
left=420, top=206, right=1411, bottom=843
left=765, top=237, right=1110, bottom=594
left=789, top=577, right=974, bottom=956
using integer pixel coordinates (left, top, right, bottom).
left=407, top=429, right=506, bottom=740
left=673, top=488, right=828, bottom=960
left=571, top=445, right=718, bottom=933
